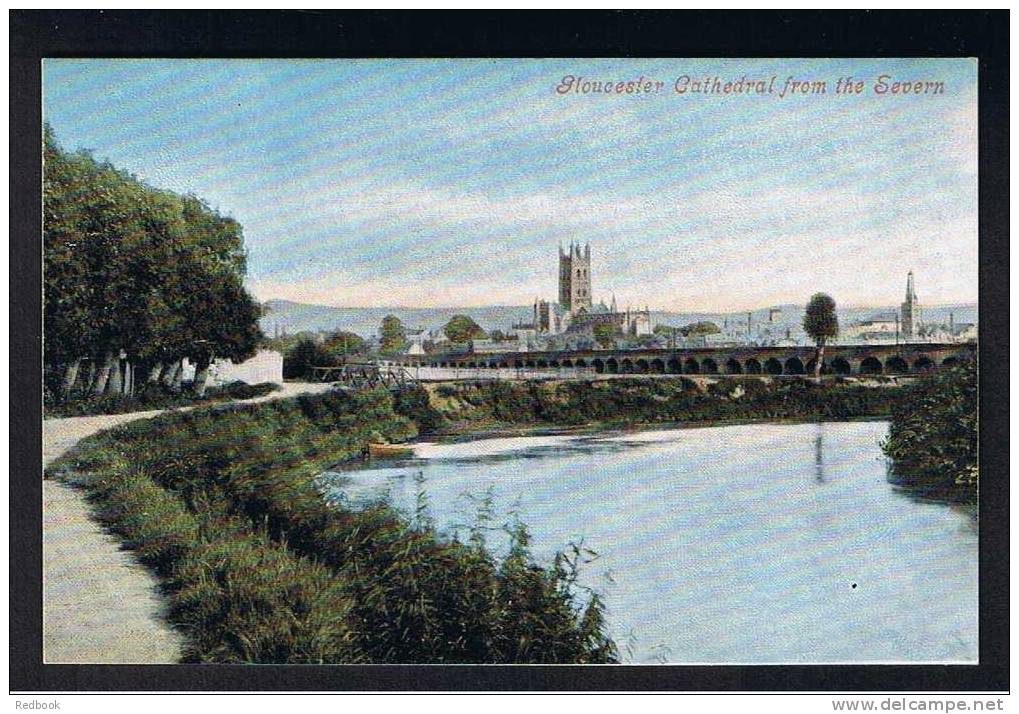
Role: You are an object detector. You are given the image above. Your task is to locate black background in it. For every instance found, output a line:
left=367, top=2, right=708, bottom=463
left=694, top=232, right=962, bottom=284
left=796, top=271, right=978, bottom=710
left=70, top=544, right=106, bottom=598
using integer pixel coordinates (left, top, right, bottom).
left=10, top=10, right=1009, bottom=692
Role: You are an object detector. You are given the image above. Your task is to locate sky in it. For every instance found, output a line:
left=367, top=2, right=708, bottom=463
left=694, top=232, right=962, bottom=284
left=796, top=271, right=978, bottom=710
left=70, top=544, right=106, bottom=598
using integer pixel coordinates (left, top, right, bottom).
left=43, top=58, right=978, bottom=312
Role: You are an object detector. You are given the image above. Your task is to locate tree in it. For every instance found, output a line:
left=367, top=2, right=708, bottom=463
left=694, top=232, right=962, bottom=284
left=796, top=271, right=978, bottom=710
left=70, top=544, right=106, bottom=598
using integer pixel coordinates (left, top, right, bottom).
left=803, top=293, right=839, bottom=380
left=43, top=125, right=263, bottom=402
left=321, top=330, right=366, bottom=360
left=592, top=323, right=618, bottom=348
left=380, top=315, right=408, bottom=355
left=284, top=338, right=328, bottom=380
left=444, top=314, right=486, bottom=343
left=882, top=358, right=976, bottom=500
left=681, top=321, right=720, bottom=337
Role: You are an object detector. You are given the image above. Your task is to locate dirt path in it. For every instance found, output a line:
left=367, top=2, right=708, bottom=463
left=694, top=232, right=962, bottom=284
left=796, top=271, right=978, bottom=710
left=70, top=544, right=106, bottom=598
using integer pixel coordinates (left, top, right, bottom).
left=42, top=382, right=336, bottom=664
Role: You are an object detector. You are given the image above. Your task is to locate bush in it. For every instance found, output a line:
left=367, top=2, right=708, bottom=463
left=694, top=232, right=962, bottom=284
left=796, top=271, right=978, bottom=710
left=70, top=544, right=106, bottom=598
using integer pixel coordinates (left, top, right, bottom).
left=425, top=377, right=898, bottom=428
left=882, top=358, right=977, bottom=501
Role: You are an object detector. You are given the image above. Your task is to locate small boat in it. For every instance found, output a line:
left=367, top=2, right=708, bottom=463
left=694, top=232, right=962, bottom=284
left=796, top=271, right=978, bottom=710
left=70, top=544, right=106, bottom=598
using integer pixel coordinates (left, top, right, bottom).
left=367, top=442, right=414, bottom=458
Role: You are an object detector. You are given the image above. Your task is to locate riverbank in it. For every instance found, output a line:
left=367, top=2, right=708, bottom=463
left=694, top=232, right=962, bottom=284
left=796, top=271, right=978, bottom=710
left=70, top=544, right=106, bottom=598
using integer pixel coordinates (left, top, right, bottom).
left=397, top=376, right=901, bottom=438
left=45, top=376, right=906, bottom=663
left=42, top=382, right=336, bottom=664
left=46, top=385, right=616, bottom=664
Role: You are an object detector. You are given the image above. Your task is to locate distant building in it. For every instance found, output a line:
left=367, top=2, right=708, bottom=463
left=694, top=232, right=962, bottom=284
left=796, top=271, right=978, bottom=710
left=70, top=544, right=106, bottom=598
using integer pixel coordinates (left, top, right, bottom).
left=471, top=338, right=523, bottom=354
left=533, top=242, right=653, bottom=342
left=404, top=328, right=428, bottom=355
left=841, top=314, right=900, bottom=343
left=900, top=271, right=922, bottom=340
left=921, top=311, right=977, bottom=343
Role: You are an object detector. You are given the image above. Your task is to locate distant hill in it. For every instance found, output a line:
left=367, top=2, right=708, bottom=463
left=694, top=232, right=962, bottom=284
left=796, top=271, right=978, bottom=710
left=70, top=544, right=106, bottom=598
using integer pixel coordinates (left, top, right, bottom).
left=260, top=300, right=535, bottom=338
left=260, top=299, right=978, bottom=340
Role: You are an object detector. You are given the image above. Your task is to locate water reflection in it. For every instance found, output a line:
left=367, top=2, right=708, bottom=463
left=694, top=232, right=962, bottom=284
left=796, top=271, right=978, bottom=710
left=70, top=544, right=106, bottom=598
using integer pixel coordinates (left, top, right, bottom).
left=320, top=421, right=978, bottom=664
left=814, top=423, right=826, bottom=483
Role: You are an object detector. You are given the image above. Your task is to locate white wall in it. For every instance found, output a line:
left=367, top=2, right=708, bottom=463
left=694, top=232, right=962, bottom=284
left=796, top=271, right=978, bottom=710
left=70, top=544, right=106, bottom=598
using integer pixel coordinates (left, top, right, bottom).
left=181, top=350, right=284, bottom=386
left=210, top=350, right=284, bottom=386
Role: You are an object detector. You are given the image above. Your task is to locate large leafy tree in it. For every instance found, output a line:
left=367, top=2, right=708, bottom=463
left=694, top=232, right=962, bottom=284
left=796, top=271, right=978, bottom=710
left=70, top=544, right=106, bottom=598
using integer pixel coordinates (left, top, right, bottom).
left=321, top=330, right=366, bottom=360
left=43, top=125, right=263, bottom=400
left=803, top=293, right=839, bottom=380
left=444, top=314, right=486, bottom=343
left=682, top=321, right=720, bottom=337
left=379, top=315, right=408, bottom=355
left=592, top=322, right=618, bottom=348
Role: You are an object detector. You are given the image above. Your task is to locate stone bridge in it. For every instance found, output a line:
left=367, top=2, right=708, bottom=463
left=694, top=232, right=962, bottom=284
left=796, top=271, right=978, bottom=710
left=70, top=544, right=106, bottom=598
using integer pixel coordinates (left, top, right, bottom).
left=382, top=342, right=974, bottom=378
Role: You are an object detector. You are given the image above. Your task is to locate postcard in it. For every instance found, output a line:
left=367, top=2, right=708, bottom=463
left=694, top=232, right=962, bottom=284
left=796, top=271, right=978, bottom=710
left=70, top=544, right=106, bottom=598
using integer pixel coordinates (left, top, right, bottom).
left=38, top=55, right=981, bottom=672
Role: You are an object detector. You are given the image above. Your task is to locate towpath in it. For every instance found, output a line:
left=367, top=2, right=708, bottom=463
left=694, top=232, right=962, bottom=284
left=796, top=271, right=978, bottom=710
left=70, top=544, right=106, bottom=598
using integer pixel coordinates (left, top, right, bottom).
left=42, top=382, right=335, bottom=664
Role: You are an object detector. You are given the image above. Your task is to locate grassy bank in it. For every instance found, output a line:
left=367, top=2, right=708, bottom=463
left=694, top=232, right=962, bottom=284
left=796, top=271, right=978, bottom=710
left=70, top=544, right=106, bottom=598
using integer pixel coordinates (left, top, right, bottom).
left=401, top=377, right=901, bottom=435
left=48, top=388, right=616, bottom=664
left=881, top=359, right=978, bottom=503
left=47, top=376, right=908, bottom=663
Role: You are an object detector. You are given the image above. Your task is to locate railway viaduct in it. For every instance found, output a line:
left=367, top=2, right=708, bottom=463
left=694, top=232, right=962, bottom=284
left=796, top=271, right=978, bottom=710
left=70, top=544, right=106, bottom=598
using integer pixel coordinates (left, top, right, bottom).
left=381, top=342, right=974, bottom=378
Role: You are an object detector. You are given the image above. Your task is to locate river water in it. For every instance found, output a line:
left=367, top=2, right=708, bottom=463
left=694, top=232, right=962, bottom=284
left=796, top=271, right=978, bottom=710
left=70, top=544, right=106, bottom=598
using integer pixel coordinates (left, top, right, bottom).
left=318, top=421, right=977, bottom=664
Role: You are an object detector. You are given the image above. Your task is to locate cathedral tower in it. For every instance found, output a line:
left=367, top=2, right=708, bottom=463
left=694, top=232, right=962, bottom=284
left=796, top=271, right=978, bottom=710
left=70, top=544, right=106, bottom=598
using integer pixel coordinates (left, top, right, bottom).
left=558, top=242, right=592, bottom=314
left=900, top=271, right=920, bottom=340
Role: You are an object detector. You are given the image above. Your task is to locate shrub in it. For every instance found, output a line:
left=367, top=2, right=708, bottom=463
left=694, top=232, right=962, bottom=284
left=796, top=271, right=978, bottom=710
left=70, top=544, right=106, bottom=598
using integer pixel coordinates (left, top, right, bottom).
left=882, top=358, right=977, bottom=501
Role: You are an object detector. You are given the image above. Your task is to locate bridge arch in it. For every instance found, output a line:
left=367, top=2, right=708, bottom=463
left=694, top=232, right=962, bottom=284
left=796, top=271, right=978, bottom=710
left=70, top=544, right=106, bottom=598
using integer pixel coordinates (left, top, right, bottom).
left=536, top=360, right=548, bottom=368
left=606, top=358, right=619, bottom=374
left=514, top=359, right=524, bottom=369
left=725, top=358, right=743, bottom=374
left=784, top=357, right=805, bottom=375
left=859, top=357, right=883, bottom=374
left=525, top=360, right=536, bottom=368
left=562, top=359, right=573, bottom=368
left=593, top=358, right=605, bottom=374
left=621, top=358, right=634, bottom=374
left=667, top=358, right=682, bottom=374
left=805, top=358, right=832, bottom=375
left=830, top=357, right=851, bottom=375
left=765, top=358, right=783, bottom=375
left=651, top=358, right=665, bottom=374
left=635, top=358, right=650, bottom=374
left=912, top=356, right=935, bottom=372
left=885, top=356, right=909, bottom=374
left=575, top=358, right=587, bottom=368
left=684, top=358, right=700, bottom=374
left=701, top=358, right=719, bottom=374
left=550, top=360, right=560, bottom=368
left=745, top=358, right=762, bottom=374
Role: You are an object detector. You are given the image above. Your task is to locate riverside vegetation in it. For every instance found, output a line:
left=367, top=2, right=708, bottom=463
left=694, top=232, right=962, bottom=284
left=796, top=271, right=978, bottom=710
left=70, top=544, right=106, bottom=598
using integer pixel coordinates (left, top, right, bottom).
left=48, top=375, right=934, bottom=664
left=46, top=380, right=280, bottom=418
left=881, top=357, right=978, bottom=502
left=48, top=387, right=618, bottom=664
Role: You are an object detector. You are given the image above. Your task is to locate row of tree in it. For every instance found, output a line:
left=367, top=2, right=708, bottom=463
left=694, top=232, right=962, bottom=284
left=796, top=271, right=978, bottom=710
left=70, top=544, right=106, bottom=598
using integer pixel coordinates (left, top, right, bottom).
left=44, top=126, right=262, bottom=400
left=271, top=313, right=497, bottom=379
